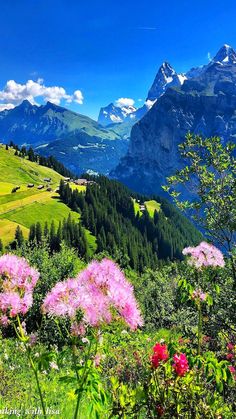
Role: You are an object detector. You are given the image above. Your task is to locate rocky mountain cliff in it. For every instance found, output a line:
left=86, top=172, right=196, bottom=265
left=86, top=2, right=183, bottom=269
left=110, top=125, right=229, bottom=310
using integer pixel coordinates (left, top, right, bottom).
left=112, top=45, right=236, bottom=195
left=147, top=61, right=186, bottom=100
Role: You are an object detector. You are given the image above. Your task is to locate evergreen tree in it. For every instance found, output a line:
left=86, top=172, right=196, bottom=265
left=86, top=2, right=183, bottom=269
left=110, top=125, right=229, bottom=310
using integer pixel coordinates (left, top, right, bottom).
left=28, top=147, right=35, bottom=162
left=35, top=222, right=42, bottom=243
left=44, top=221, right=49, bottom=237
left=0, top=239, right=3, bottom=253
left=15, top=225, right=24, bottom=247
left=29, top=224, right=36, bottom=242
left=49, top=221, right=57, bottom=251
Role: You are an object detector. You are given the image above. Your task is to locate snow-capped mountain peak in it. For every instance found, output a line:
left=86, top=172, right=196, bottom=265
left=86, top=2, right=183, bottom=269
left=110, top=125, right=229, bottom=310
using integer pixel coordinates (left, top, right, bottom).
left=213, top=44, right=236, bottom=64
left=147, top=62, right=186, bottom=101
left=98, top=102, right=137, bottom=126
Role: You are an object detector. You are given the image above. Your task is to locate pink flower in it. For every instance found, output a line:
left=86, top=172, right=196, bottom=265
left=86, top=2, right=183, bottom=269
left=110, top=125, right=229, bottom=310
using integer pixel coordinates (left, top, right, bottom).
left=29, top=333, right=38, bottom=347
left=183, top=242, right=225, bottom=269
left=70, top=321, right=86, bottom=337
left=93, top=354, right=101, bottom=367
left=0, top=255, right=39, bottom=320
left=192, top=289, right=207, bottom=301
left=77, top=258, right=143, bottom=329
left=172, top=353, right=189, bottom=376
left=151, top=343, right=169, bottom=368
left=0, top=254, right=39, bottom=292
left=42, top=278, right=83, bottom=318
left=0, top=314, right=9, bottom=327
left=42, top=259, right=143, bottom=331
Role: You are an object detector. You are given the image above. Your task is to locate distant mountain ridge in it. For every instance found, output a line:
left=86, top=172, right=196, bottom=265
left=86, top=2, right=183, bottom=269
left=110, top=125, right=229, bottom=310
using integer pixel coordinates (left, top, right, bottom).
left=112, top=44, right=236, bottom=195
left=0, top=100, right=119, bottom=146
left=0, top=100, right=129, bottom=175
left=1, top=45, right=235, bottom=182
left=97, top=62, right=187, bottom=127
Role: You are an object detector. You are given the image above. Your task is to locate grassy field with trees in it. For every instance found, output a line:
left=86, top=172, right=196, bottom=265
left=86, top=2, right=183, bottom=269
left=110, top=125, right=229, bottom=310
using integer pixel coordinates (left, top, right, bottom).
left=0, top=135, right=235, bottom=418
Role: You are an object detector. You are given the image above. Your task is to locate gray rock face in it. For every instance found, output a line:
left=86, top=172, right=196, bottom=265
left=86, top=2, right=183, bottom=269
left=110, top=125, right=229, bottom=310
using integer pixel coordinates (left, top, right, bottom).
left=112, top=46, right=236, bottom=195
left=147, top=62, right=185, bottom=100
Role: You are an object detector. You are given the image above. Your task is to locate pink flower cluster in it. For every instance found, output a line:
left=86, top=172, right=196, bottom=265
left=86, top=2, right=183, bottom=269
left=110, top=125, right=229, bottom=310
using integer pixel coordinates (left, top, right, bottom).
left=192, top=288, right=207, bottom=301
left=0, top=254, right=39, bottom=323
left=42, top=258, right=143, bottom=331
left=172, top=353, right=189, bottom=376
left=182, top=241, right=225, bottom=269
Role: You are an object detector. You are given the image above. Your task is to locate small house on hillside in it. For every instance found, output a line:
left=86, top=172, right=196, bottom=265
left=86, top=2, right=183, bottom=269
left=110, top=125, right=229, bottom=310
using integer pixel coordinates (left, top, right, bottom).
left=74, top=178, right=96, bottom=186
left=27, top=183, right=34, bottom=188
left=64, top=177, right=70, bottom=182
left=44, top=177, right=51, bottom=182
left=74, top=178, right=88, bottom=186
left=37, top=185, right=44, bottom=190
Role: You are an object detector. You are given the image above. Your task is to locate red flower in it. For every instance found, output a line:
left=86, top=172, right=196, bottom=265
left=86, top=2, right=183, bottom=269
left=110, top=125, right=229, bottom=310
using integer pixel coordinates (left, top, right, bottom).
left=172, top=353, right=189, bottom=376
left=227, top=343, right=235, bottom=351
left=226, top=353, right=234, bottom=361
left=151, top=343, right=169, bottom=368
left=229, top=365, right=236, bottom=373
left=156, top=405, right=165, bottom=416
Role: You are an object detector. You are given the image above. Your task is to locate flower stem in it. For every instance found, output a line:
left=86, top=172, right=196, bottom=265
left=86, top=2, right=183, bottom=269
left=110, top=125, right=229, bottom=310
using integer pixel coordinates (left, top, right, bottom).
left=73, top=340, right=92, bottom=419
left=197, top=302, right=202, bottom=356
left=26, top=349, right=47, bottom=419
left=16, top=315, right=46, bottom=418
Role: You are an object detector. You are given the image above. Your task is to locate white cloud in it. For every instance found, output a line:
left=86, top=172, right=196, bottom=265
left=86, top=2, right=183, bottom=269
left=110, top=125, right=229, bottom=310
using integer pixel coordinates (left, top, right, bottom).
left=0, top=78, right=84, bottom=110
left=72, top=90, right=84, bottom=104
left=115, top=97, right=135, bottom=108
left=207, top=52, right=212, bottom=61
left=0, top=103, right=15, bottom=111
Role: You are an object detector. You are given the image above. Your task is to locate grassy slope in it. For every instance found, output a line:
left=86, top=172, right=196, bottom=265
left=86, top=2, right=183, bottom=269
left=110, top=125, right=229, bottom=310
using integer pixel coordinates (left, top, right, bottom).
left=43, top=107, right=120, bottom=140
left=132, top=198, right=141, bottom=216
left=0, top=145, right=62, bottom=186
left=132, top=198, right=161, bottom=218
left=144, top=200, right=161, bottom=217
left=0, top=146, right=96, bottom=254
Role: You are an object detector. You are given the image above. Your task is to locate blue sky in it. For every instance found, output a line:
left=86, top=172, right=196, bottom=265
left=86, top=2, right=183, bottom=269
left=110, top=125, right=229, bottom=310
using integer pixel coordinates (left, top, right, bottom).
left=1, top=0, right=236, bottom=119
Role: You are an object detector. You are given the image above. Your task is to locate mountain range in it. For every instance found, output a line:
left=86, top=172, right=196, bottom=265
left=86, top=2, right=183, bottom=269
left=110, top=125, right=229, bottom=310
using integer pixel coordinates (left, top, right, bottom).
left=0, top=100, right=130, bottom=175
left=97, top=61, right=187, bottom=126
left=0, top=57, right=188, bottom=175
left=0, top=44, right=236, bottom=186
left=112, top=44, right=236, bottom=194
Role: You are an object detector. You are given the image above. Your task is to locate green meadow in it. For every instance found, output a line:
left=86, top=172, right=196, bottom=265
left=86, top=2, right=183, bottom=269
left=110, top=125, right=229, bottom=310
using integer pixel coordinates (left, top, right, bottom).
left=0, top=146, right=96, bottom=254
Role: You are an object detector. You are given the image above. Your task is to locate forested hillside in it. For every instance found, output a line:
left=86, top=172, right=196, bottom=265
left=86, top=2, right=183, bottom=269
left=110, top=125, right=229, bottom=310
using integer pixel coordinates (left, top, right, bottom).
left=58, top=176, right=202, bottom=271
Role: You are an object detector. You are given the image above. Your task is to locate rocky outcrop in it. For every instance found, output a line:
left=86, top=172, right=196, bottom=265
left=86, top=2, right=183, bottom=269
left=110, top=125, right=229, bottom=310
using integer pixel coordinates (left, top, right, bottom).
left=112, top=46, right=236, bottom=195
